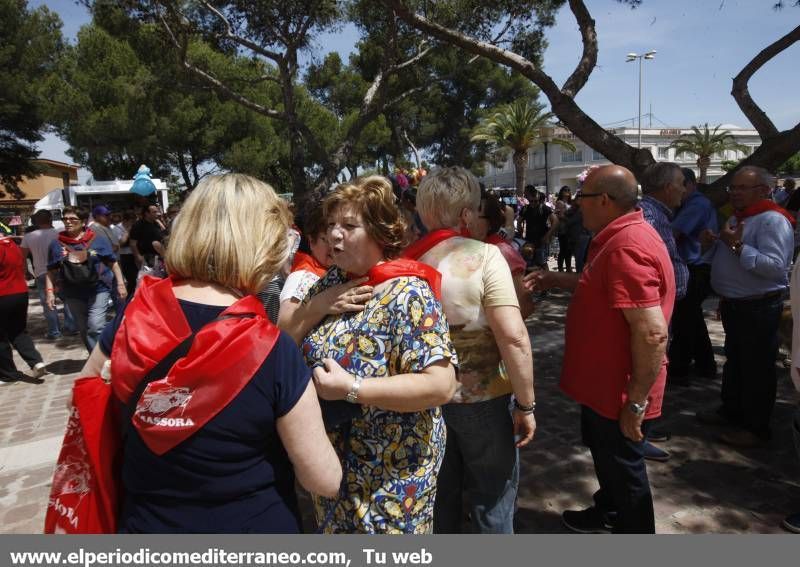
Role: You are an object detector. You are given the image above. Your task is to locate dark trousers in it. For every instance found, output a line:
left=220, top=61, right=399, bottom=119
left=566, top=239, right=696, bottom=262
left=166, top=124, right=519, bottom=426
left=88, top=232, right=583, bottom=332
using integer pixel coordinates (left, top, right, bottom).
left=719, top=294, right=783, bottom=437
left=120, top=254, right=138, bottom=296
left=0, top=292, right=43, bottom=380
left=581, top=405, right=655, bottom=533
left=667, top=264, right=715, bottom=377
left=557, top=236, right=574, bottom=272
left=434, top=395, right=518, bottom=533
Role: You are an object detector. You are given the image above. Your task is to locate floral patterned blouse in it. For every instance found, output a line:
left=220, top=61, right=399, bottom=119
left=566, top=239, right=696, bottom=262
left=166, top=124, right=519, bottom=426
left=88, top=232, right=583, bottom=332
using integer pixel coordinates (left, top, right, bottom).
left=302, top=268, right=457, bottom=533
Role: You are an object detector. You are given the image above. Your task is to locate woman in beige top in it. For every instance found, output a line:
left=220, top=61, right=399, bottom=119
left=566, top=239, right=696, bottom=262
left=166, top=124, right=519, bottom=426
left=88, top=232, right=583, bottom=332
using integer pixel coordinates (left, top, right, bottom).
left=409, top=166, right=536, bottom=534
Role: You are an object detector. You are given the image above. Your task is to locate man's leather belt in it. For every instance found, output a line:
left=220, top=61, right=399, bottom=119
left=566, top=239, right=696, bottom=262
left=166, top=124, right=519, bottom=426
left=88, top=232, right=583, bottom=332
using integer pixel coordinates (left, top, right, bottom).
left=722, top=289, right=785, bottom=302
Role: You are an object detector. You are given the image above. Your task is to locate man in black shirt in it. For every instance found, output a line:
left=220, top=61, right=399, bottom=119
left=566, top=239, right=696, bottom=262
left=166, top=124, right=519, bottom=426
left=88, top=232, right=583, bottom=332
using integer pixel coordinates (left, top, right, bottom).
left=129, top=204, right=165, bottom=271
left=519, top=186, right=558, bottom=269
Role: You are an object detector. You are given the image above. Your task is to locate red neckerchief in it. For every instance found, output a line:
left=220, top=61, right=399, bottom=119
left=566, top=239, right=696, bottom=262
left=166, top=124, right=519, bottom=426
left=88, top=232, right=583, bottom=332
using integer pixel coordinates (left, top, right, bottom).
left=401, top=228, right=460, bottom=260
left=734, top=199, right=796, bottom=227
left=485, top=233, right=505, bottom=246
left=353, top=258, right=442, bottom=301
left=110, top=276, right=280, bottom=455
left=58, top=228, right=96, bottom=246
left=291, top=251, right=328, bottom=277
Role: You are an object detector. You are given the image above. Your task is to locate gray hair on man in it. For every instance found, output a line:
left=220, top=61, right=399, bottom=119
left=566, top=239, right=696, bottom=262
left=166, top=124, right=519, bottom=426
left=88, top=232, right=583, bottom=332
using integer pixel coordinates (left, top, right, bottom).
left=641, top=162, right=683, bottom=195
left=735, top=165, right=774, bottom=188
left=416, top=166, right=481, bottom=230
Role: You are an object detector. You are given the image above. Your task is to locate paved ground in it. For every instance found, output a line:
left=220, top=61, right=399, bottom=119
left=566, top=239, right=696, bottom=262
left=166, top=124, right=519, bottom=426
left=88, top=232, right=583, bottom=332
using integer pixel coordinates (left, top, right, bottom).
left=1, top=283, right=799, bottom=534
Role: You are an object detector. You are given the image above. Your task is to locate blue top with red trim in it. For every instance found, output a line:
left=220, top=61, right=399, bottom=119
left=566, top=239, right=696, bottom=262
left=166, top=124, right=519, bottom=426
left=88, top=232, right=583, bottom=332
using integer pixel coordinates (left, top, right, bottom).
left=100, top=299, right=310, bottom=534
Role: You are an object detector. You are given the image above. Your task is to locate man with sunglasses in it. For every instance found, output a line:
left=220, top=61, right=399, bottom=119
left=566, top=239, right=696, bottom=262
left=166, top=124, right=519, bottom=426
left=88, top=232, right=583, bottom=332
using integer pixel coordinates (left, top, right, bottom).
left=696, top=166, right=793, bottom=447
left=524, top=165, right=675, bottom=533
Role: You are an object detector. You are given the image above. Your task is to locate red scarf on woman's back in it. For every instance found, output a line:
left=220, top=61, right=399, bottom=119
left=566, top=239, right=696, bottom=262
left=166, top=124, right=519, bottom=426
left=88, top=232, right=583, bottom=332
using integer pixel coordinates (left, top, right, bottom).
left=734, top=199, right=796, bottom=227
left=401, top=228, right=460, bottom=261
left=110, top=276, right=279, bottom=455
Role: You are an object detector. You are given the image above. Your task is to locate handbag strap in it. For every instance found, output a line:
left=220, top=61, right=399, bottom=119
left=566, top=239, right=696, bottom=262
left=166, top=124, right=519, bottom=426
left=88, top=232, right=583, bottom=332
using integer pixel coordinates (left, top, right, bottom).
left=120, top=313, right=253, bottom=440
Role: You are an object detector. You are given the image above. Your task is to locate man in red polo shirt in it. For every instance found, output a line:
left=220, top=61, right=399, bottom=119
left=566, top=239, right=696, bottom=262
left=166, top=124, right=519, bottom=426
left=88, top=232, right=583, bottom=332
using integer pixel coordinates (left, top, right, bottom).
left=525, top=165, right=675, bottom=533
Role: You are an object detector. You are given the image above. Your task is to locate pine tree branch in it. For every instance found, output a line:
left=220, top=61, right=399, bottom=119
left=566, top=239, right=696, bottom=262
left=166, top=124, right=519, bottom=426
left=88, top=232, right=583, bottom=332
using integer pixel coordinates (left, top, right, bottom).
left=731, top=24, right=800, bottom=138
left=562, top=0, right=599, bottom=98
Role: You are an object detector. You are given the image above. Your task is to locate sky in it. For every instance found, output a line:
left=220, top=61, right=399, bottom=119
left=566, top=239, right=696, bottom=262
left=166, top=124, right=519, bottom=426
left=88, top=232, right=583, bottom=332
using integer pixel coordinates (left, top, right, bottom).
left=31, top=0, right=800, bottom=180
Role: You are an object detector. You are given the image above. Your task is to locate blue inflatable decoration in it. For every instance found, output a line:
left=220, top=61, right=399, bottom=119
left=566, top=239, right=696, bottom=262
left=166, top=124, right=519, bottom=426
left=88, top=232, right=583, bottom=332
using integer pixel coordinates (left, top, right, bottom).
left=131, top=165, right=156, bottom=196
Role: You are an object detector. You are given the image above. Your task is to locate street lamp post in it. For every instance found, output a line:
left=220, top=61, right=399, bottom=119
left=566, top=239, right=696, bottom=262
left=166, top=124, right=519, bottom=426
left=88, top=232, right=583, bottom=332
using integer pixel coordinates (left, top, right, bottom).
left=540, top=125, right=554, bottom=196
left=626, top=50, right=656, bottom=148
left=543, top=140, right=549, bottom=194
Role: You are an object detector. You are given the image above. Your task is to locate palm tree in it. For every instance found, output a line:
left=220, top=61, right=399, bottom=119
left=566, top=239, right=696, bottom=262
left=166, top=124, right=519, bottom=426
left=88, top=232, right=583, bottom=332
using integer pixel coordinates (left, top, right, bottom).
left=471, top=99, right=576, bottom=196
left=669, top=123, right=748, bottom=183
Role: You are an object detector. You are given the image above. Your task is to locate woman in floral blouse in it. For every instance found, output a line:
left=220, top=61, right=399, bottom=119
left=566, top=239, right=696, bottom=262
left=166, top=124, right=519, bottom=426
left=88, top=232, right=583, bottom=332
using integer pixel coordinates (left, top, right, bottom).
left=303, top=176, right=457, bottom=533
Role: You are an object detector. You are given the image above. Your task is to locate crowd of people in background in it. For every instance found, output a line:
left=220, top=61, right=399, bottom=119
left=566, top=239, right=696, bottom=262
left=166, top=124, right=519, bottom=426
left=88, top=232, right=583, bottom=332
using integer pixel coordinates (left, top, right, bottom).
left=1, top=202, right=173, bottom=376
left=1, top=161, right=799, bottom=535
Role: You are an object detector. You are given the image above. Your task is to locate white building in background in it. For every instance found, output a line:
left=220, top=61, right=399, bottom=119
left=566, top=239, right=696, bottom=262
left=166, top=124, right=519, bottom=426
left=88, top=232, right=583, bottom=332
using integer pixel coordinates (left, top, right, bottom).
left=479, top=124, right=761, bottom=193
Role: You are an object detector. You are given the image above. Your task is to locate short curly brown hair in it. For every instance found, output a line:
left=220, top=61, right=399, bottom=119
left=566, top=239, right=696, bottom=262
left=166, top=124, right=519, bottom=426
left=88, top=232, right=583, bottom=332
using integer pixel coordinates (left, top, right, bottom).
left=323, top=176, right=408, bottom=259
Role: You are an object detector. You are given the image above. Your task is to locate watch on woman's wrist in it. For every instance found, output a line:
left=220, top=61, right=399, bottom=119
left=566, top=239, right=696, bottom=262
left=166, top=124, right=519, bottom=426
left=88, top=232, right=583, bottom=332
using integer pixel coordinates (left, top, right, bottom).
left=513, top=398, right=536, bottom=413
left=345, top=375, right=363, bottom=403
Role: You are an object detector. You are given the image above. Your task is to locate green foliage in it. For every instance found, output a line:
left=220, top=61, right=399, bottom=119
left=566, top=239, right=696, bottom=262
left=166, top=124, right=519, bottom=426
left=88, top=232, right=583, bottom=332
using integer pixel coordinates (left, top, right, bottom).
left=44, top=15, right=291, bottom=190
left=409, top=48, right=541, bottom=172
left=779, top=152, right=800, bottom=175
left=60, top=0, right=562, bottom=195
left=471, top=98, right=574, bottom=194
left=412, top=0, right=565, bottom=65
left=669, top=123, right=748, bottom=181
left=721, top=159, right=741, bottom=172
left=305, top=33, right=542, bottom=175
left=0, top=0, right=64, bottom=198
left=471, top=99, right=574, bottom=155
left=669, top=123, right=748, bottom=160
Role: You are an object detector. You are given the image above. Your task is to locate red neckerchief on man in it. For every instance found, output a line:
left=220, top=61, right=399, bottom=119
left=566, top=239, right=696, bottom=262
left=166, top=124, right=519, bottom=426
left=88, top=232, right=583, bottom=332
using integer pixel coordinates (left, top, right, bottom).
left=110, top=276, right=279, bottom=455
left=58, top=227, right=96, bottom=247
left=734, top=199, right=796, bottom=227
left=401, top=228, right=460, bottom=261
left=357, top=258, right=442, bottom=301
left=291, top=251, right=328, bottom=277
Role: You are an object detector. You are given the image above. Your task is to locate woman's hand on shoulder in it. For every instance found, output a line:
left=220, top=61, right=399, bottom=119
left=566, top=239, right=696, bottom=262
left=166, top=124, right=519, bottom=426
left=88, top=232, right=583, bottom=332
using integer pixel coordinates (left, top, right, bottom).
left=312, top=358, right=354, bottom=400
left=316, top=277, right=373, bottom=315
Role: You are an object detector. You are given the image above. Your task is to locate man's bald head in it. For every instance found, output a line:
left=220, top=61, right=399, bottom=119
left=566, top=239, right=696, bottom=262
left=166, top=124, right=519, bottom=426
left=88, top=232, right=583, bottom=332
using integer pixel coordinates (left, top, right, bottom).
left=584, top=165, right=639, bottom=210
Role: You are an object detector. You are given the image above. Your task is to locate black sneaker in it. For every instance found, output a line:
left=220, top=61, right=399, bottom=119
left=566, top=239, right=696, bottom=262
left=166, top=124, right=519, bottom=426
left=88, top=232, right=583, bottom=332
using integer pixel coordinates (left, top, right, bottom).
left=642, top=441, right=670, bottom=462
left=782, top=512, right=800, bottom=534
left=562, top=507, right=613, bottom=534
left=695, top=409, right=733, bottom=427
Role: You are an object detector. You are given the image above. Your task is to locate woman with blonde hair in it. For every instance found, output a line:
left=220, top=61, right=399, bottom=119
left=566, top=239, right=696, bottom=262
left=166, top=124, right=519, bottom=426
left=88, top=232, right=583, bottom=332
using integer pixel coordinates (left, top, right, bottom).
left=303, top=175, right=457, bottom=533
left=81, top=173, right=341, bottom=533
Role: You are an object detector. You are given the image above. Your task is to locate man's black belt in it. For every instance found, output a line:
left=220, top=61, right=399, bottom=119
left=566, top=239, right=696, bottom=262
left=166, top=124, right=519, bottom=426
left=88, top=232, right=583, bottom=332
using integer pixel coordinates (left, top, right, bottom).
left=721, top=289, right=785, bottom=303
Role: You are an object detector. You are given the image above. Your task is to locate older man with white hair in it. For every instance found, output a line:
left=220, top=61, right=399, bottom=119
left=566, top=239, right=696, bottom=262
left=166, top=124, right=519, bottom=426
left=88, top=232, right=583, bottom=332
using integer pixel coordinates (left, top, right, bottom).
left=697, top=166, right=794, bottom=447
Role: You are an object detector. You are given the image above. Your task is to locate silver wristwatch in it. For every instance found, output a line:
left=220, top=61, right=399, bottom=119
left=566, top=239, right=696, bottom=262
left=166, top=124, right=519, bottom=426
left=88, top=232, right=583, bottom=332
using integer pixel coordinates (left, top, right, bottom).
left=628, top=399, right=649, bottom=416
left=345, top=375, right=364, bottom=404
